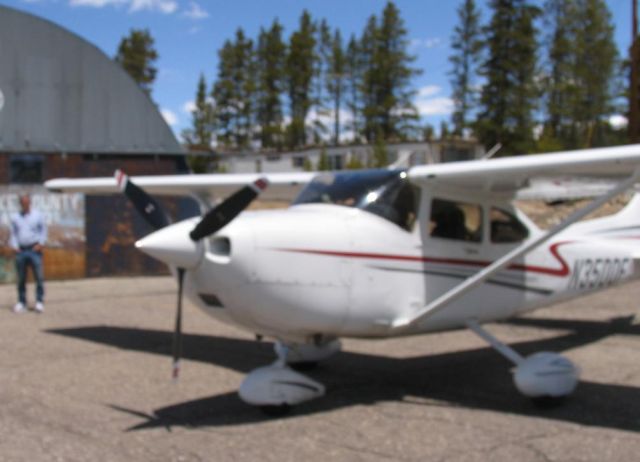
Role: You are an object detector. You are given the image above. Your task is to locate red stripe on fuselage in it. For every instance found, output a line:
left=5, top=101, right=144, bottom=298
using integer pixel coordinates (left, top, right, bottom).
left=277, top=241, right=573, bottom=277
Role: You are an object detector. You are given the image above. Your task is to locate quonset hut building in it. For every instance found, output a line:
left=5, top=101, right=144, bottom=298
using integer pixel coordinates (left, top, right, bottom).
left=0, top=5, right=195, bottom=282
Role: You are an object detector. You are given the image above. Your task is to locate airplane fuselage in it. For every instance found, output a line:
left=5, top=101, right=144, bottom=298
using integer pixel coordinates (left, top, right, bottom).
left=183, top=202, right=639, bottom=343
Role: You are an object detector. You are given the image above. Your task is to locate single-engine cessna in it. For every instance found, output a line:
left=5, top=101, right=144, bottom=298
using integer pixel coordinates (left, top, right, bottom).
left=46, top=144, right=640, bottom=413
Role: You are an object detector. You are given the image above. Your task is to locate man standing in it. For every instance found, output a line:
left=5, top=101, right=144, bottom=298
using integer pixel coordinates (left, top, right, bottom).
left=9, top=194, right=47, bottom=313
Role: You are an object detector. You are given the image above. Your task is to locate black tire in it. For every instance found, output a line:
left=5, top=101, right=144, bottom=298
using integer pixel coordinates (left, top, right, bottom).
left=259, top=404, right=292, bottom=417
left=531, top=395, right=566, bottom=409
left=289, top=361, right=319, bottom=371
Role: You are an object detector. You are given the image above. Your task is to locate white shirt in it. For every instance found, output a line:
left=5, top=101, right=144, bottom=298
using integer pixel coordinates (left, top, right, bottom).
left=9, top=209, right=47, bottom=250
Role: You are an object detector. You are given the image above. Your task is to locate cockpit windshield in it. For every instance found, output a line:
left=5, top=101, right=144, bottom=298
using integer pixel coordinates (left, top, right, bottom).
left=292, top=169, right=419, bottom=231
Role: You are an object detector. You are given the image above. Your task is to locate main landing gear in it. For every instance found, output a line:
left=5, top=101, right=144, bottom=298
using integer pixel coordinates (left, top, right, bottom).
left=238, top=338, right=341, bottom=414
left=466, top=319, right=579, bottom=402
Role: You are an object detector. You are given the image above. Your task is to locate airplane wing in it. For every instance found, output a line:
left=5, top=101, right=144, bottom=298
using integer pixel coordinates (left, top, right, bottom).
left=45, top=171, right=317, bottom=202
left=408, top=144, right=640, bottom=199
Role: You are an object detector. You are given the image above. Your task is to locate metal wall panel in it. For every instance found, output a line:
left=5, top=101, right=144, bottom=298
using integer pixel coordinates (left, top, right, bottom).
left=0, top=5, right=182, bottom=155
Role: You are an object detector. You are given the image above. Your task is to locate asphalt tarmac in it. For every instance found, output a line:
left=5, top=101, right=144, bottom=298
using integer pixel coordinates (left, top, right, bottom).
left=1, top=276, right=639, bottom=461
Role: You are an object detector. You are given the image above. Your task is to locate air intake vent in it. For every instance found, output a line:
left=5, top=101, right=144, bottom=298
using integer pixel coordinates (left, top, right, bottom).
left=208, top=236, right=231, bottom=256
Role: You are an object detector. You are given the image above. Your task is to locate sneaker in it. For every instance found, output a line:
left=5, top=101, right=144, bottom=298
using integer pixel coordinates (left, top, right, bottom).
left=13, top=302, right=26, bottom=313
left=34, top=302, right=44, bottom=313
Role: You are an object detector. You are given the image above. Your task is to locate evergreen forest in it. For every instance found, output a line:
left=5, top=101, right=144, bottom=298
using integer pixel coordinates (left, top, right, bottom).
left=115, top=0, right=630, bottom=159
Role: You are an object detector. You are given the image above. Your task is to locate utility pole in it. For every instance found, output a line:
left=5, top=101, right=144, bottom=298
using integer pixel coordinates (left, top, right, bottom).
left=631, top=0, right=640, bottom=142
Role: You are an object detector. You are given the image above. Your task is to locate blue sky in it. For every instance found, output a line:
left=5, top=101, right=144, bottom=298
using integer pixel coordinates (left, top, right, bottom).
left=0, top=0, right=633, bottom=140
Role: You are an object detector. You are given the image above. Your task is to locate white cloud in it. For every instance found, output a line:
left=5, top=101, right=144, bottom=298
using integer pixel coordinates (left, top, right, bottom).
left=129, top=0, right=177, bottom=14
left=182, top=100, right=196, bottom=114
left=181, top=96, right=214, bottom=114
left=69, top=0, right=126, bottom=7
left=415, top=97, right=454, bottom=116
left=69, top=0, right=177, bottom=13
left=183, top=1, right=208, bottom=19
left=609, top=114, right=628, bottom=130
left=414, top=85, right=454, bottom=117
left=410, top=37, right=443, bottom=50
left=417, top=85, right=441, bottom=99
left=161, top=108, right=178, bottom=126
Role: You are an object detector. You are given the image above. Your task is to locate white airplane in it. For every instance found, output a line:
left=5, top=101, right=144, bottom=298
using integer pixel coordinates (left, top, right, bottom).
left=46, top=144, right=640, bottom=414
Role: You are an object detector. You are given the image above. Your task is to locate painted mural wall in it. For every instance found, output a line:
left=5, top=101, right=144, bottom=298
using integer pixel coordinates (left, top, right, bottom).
left=0, top=187, right=85, bottom=283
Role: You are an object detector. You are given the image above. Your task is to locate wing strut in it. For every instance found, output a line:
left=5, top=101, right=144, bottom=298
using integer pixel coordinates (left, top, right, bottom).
left=392, top=169, right=640, bottom=330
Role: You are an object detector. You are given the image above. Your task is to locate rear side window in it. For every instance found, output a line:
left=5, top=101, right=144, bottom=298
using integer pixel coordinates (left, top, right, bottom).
left=430, top=198, right=482, bottom=242
left=490, top=208, right=529, bottom=243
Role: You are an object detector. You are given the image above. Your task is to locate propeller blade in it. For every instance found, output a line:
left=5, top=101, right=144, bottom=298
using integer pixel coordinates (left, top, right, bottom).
left=189, top=177, right=268, bottom=241
left=172, top=268, right=185, bottom=380
left=115, top=169, right=170, bottom=231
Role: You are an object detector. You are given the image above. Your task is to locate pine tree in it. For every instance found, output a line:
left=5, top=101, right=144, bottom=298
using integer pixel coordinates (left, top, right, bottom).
left=360, top=2, right=420, bottom=143
left=422, top=123, right=435, bottom=142
left=372, top=129, right=389, bottom=167
left=360, top=15, right=379, bottom=142
left=310, top=19, right=332, bottom=144
left=327, top=29, right=346, bottom=146
left=541, top=0, right=577, bottom=147
left=541, top=0, right=618, bottom=149
left=212, top=29, right=255, bottom=149
left=345, top=34, right=363, bottom=143
left=477, top=0, right=540, bottom=155
left=190, top=74, right=214, bottom=147
left=440, top=120, right=451, bottom=140
left=571, top=0, right=618, bottom=147
left=256, top=20, right=286, bottom=149
left=346, top=154, right=364, bottom=169
left=212, top=39, right=235, bottom=148
left=235, top=30, right=256, bottom=149
left=317, top=146, right=331, bottom=170
left=181, top=75, right=215, bottom=173
left=449, top=0, right=483, bottom=136
left=114, top=29, right=158, bottom=95
left=286, top=10, right=317, bottom=148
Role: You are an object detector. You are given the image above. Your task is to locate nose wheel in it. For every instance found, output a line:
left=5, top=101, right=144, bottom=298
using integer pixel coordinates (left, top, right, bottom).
left=276, top=338, right=341, bottom=368
left=238, top=341, right=328, bottom=415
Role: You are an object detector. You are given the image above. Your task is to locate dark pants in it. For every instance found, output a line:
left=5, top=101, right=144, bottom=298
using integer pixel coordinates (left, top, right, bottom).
left=15, top=249, right=44, bottom=304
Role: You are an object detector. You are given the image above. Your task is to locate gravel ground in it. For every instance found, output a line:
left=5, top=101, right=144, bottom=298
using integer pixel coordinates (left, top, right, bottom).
left=0, top=276, right=639, bottom=461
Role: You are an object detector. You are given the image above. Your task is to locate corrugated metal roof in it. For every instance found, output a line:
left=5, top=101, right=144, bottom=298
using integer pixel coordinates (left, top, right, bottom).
left=0, top=5, right=183, bottom=155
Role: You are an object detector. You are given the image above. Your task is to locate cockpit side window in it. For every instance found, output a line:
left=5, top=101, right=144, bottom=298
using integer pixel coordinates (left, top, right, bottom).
left=430, top=198, right=482, bottom=242
left=490, top=207, right=529, bottom=243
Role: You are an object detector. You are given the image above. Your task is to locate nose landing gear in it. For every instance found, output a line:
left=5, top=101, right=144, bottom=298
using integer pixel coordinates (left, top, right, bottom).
left=238, top=339, right=340, bottom=415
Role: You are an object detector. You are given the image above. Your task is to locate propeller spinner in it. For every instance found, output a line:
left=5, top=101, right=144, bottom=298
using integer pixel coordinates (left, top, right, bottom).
left=115, top=170, right=268, bottom=379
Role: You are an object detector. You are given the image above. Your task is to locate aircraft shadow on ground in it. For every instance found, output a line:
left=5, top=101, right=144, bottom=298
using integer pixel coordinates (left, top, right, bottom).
left=46, top=315, right=640, bottom=432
